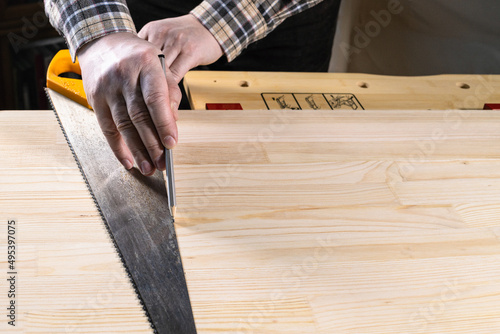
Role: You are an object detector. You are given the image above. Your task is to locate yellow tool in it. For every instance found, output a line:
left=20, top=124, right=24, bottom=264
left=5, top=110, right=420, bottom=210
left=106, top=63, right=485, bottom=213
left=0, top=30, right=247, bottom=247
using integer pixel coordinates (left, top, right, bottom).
left=46, top=49, right=92, bottom=110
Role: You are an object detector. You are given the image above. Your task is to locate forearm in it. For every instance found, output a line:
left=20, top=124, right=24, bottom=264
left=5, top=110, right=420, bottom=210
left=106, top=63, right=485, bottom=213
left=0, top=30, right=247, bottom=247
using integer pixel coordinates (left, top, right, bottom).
left=44, top=0, right=137, bottom=61
left=191, top=0, right=324, bottom=61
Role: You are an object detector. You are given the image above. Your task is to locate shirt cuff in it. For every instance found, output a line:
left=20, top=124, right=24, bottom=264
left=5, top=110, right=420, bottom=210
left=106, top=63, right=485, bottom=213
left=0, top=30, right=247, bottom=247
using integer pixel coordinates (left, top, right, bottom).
left=47, top=1, right=137, bottom=62
left=191, top=0, right=268, bottom=62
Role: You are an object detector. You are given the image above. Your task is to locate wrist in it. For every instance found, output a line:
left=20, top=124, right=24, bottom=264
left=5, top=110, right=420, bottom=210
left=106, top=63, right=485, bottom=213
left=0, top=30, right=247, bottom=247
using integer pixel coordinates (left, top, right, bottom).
left=77, top=31, right=138, bottom=60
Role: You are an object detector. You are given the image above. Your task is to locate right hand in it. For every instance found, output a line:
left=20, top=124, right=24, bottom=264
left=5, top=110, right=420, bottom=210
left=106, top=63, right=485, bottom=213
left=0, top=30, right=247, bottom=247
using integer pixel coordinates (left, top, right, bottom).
left=77, top=32, right=181, bottom=176
left=138, top=14, right=223, bottom=84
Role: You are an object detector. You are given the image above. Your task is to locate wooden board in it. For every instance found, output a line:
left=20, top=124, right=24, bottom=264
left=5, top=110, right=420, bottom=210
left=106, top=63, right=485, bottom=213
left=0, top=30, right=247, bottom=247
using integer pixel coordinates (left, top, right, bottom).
left=4, top=96, right=500, bottom=332
left=172, top=109, right=500, bottom=333
left=183, top=71, right=500, bottom=111
left=0, top=110, right=151, bottom=332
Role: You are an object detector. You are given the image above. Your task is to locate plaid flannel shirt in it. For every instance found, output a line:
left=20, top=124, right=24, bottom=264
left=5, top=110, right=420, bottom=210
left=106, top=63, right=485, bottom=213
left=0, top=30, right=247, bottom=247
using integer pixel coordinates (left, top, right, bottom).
left=45, top=0, right=323, bottom=62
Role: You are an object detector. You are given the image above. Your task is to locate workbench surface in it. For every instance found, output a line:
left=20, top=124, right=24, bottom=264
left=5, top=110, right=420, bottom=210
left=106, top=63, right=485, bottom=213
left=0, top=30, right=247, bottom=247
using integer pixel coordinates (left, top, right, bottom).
left=174, top=108, right=500, bottom=333
left=184, top=71, right=500, bottom=111
left=2, top=104, right=500, bottom=333
left=0, top=110, right=151, bottom=332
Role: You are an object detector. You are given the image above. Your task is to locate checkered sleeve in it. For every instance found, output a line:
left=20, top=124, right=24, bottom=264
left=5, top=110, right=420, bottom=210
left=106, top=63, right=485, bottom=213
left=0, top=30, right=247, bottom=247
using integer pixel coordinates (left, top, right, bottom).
left=191, top=0, right=323, bottom=62
left=44, top=0, right=137, bottom=61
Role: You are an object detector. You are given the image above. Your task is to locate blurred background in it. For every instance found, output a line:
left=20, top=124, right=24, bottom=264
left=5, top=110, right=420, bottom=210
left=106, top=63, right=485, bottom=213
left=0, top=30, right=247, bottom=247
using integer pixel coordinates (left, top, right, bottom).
left=1, top=0, right=65, bottom=110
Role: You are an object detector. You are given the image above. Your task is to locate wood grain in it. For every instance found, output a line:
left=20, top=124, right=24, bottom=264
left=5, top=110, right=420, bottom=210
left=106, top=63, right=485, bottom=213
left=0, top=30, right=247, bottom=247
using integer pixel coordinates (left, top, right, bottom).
left=0, top=110, right=151, bottom=333
left=3, top=103, right=500, bottom=333
left=172, top=109, right=500, bottom=333
left=183, top=71, right=500, bottom=111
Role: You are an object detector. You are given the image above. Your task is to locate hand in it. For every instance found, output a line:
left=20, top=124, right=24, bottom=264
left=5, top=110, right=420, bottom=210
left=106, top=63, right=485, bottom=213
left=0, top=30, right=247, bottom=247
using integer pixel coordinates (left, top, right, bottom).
left=77, top=32, right=181, bottom=176
left=138, top=14, right=223, bottom=83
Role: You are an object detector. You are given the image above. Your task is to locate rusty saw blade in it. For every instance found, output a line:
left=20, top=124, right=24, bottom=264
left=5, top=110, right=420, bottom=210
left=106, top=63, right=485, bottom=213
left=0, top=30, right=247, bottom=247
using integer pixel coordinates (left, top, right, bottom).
left=45, top=88, right=196, bottom=334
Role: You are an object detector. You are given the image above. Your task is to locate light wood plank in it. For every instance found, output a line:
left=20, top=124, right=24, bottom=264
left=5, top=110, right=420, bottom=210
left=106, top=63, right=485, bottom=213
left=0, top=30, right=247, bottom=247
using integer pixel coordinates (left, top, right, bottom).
left=4, top=103, right=500, bottom=333
left=172, top=109, right=500, bottom=333
left=174, top=110, right=500, bottom=163
left=454, top=204, right=500, bottom=228
left=388, top=161, right=500, bottom=205
left=0, top=110, right=151, bottom=333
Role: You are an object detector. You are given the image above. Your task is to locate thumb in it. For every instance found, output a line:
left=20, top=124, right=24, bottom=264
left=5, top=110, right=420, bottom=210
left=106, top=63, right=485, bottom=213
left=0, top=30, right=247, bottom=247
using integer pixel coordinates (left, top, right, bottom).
left=169, top=52, right=197, bottom=84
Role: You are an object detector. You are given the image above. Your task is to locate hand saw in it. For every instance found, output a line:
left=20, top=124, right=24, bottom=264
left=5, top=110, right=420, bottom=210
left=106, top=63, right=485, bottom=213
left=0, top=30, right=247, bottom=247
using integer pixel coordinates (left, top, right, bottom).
left=46, top=49, right=195, bottom=333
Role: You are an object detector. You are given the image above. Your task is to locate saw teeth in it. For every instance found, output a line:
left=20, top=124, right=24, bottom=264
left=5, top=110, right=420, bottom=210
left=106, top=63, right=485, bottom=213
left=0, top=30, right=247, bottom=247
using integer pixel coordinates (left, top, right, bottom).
left=45, top=88, right=156, bottom=332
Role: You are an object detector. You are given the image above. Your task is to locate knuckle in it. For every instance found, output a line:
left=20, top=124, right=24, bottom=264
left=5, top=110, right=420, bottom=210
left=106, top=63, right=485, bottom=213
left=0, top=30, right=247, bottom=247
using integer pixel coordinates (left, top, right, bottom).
left=127, top=93, right=144, bottom=107
left=121, top=76, right=135, bottom=91
left=183, top=41, right=196, bottom=54
left=156, top=26, right=168, bottom=38
left=114, top=116, right=134, bottom=133
left=128, top=145, right=148, bottom=159
left=144, top=141, right=162, bottom=153
left=142, top=22, right=152, bottom=33
left=171, top=85, right=182, bottom=103
left=83, top=81, right=100, bottom=105
left=156, top=21, right=174, bottom=36
left=85, top=90, right=97, bottom=107
left=155, top=117, right=176, bottom=134
left=101, top=126, right=120, bottom=139
left=170, top=67, right=183, bottom=82
left=144, top=90, right=166, bottom=106
left=139, top=50, right=157, bottom=65
left=113, top=58, right=129, bottom=78
left=87, top=90, right=98, bottom=104
left=128, top=108, right=152, bottom=125
left=174, top=31, right=186, bottom=43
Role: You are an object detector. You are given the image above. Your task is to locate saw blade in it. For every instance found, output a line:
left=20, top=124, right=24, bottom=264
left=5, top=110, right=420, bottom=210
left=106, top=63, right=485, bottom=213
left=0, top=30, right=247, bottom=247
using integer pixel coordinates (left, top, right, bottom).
left=46, top=88, right=196, bottom=334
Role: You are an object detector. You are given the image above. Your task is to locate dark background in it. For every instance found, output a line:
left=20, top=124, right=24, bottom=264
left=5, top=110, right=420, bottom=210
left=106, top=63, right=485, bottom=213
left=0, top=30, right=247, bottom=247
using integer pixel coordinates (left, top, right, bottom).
left=0, top=0, right=66, bottom=110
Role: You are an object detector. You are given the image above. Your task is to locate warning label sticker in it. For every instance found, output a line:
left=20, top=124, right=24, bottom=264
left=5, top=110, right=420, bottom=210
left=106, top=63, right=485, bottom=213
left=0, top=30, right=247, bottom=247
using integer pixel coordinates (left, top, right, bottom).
left=262, top=93, right=364, bottom=111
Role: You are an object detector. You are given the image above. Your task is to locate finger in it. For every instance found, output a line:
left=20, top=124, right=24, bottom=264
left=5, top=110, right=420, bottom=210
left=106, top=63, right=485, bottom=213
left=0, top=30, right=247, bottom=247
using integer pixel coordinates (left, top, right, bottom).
left=93, top=100, right=134, bottom=170
left=109, top=96, right=156, bottom=176
left=140, top=61, right=179, bottom=149
left=137, top=24, right=149, bottom=40
left=165, top=69, right=181, bottom=121
left=123, top=85, right=166, bottom=171
left=163, top=44, right=180, bottom=68
left=169, top=51, right=195, bottom=84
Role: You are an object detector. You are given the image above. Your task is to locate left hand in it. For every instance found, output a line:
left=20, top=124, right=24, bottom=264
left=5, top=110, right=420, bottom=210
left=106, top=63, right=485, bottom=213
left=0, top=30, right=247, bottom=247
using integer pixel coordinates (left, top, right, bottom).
left=138, top=14, right=224, bottom=83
